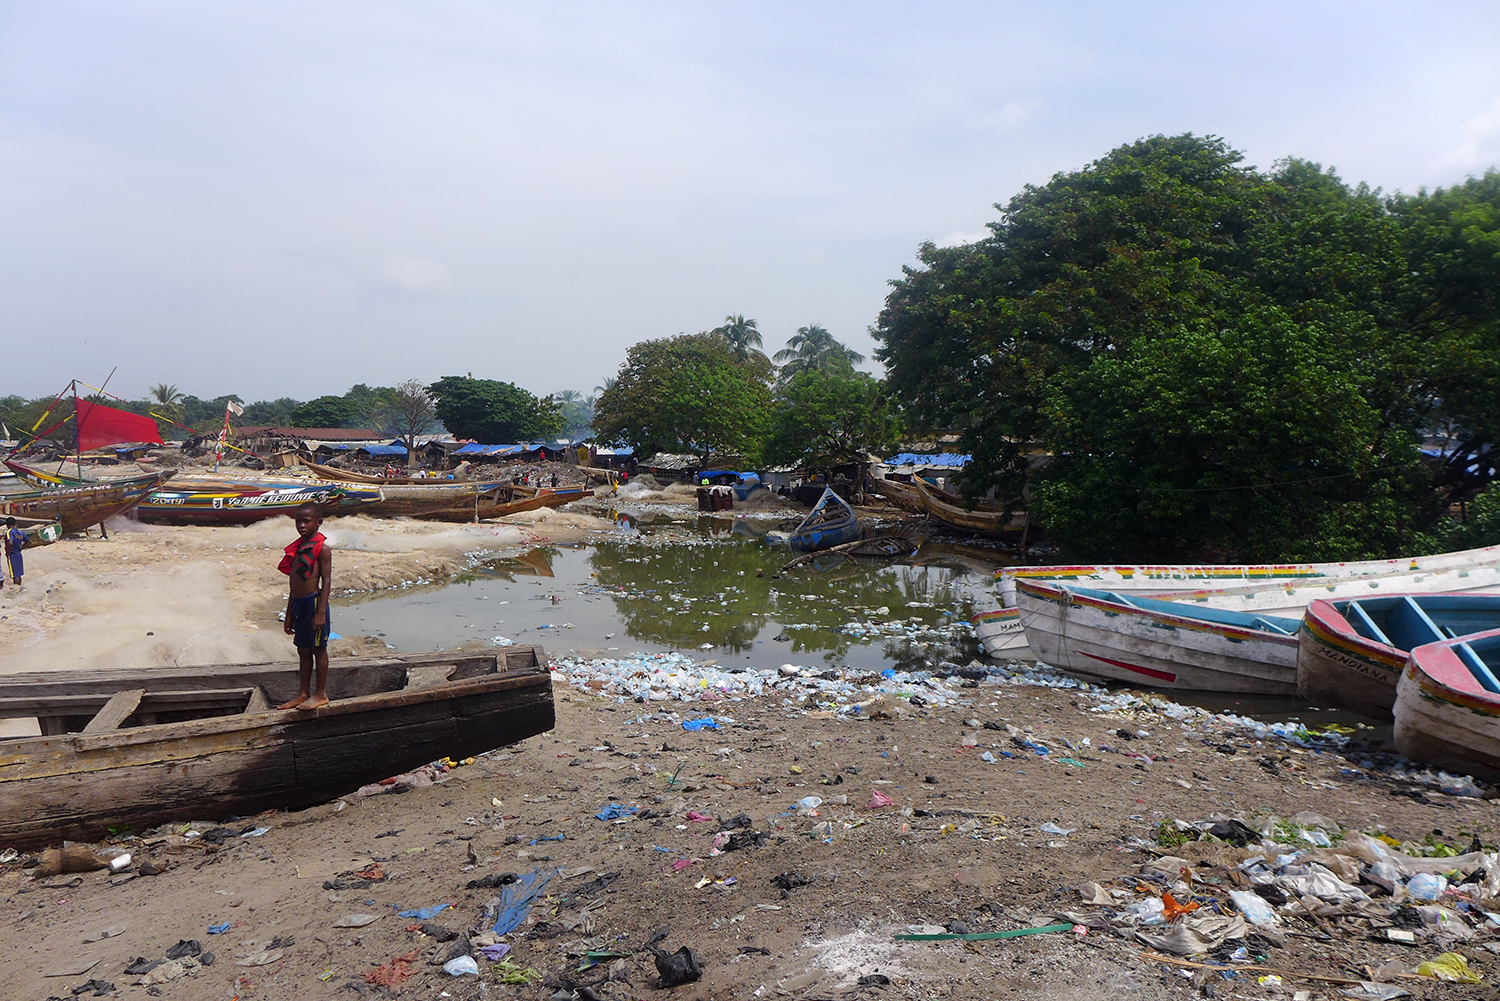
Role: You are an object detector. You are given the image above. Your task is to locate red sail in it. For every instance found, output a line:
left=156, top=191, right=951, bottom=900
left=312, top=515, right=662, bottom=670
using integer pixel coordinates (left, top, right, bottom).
left=75, top=399, right=164, bottom=450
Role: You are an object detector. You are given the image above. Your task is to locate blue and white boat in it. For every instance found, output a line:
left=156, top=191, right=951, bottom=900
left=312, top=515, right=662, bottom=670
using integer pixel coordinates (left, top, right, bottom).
left=769, top=488, right=860, bottom=551
left=1015, top=581, right=1303, bottom=693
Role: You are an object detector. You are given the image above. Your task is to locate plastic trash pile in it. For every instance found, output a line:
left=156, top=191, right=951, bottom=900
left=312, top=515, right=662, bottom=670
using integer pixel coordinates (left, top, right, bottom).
left=1058, top=810, right=1500, bottom=971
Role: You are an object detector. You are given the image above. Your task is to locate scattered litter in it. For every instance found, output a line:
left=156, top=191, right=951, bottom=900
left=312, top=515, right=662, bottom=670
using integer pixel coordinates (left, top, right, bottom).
left=1414, top=952, right=1482, bottom=983
left=396, top=903, right=452, bottom=920
left=681, top=717, right=719, bottom=731
left=443, top=955, right=480, bottom=976
left=594, top=802, right=638, bottom=821
left=333, top=914, right=381, bottom=928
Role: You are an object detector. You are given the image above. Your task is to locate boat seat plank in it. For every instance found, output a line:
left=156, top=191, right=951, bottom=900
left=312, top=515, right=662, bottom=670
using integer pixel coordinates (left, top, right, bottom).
left=1252, top=617, right=1294, bottom=636
left=1457, top=643, right=1500, bottom=695
left=1347, top=601, right=1393, bottom=647
left=82, top=689, right=144, bottom=734
left=1399, top=596, right=1445, bottom=648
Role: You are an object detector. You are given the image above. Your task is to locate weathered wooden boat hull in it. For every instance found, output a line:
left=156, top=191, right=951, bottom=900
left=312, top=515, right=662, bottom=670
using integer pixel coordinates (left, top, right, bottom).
left=1393, top=630, right=1500, bottom=782
left=789, top=520, right=860, bottom=550
left=0, top=650, right=555, bottom=848
left=997, top=543, right=1500, bottom=606
left=972, top=607, right=1032, bottom=660
left=1146, top=563, right=1500, bottom=621
left=1015, top=581, right=1300, bottom=693
left=914, top=480, right=1026, bottom=538
left=0, top=473, right=171, bottom=533
left=870, top=478, right=924, bottom=514
left=418, top=487, right=586, bottom=522
left=1296, top=595, right=1500, bottom=720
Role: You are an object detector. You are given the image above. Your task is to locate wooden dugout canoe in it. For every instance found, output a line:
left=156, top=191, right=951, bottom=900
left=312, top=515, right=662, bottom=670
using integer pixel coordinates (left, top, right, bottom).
left=972, top=606, right=1030, bottom=660
left=418, top=485, right=587, bottom=523
left=870, top=477, right=924, bottom=514
left=1297, top=594, right=1500, bottom=720
left=1393, top=629, right=1500, bottom=782
left=914, top=480, right=1027, bottom=538
left=0, top=648, right=555, bottom=849
left=136, top=482, right=354, bottom=526
left=0, top=472, right=171, bottom=533
left=1015, top=581, right=1302, bottom=693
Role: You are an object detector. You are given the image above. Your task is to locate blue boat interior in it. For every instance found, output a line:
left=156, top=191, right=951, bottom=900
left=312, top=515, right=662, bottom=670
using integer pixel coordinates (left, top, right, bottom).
left=1448, top=633, right=1500, bottom=695
left=1337, top=595, right=1500, bottom=653
left=1063, top=585, right=1302, bottom=635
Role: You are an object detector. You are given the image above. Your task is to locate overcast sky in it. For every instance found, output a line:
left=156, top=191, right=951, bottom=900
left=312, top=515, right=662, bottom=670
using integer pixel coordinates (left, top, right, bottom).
left=3, top=2, right=1500, bottom=403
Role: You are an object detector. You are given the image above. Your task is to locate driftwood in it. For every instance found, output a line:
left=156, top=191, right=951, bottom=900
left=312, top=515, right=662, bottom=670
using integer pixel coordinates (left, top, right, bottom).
left=772, top=534, right=917, bottom=575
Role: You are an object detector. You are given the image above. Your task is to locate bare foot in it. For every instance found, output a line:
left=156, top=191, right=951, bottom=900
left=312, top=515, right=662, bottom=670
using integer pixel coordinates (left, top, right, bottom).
left=277, top=695, right=308, bottom=710
left=298, top=694, right=330, bottom=711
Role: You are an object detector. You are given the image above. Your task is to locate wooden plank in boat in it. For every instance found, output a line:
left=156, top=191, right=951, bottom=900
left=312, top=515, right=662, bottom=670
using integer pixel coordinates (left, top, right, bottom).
left=81, top=690, right=143, bottom=733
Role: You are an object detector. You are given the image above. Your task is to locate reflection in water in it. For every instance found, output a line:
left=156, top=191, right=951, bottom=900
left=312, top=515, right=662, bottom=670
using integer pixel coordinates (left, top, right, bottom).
left=332, top=515, right=1003, bottom=673
left=588, top=538, right=985, bottom=665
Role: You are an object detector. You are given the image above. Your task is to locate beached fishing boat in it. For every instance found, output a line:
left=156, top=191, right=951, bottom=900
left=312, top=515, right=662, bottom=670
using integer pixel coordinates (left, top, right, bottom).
left=0, top=473, right=172, bottom=533
left=996, top=544, right=1500, bottom=606
left=1298, top=595, right=1500, bottom=719
left=1015, top=581, right=1302, bottom=693
left=136, top=482, right=351, bottom=526
left=0, top=648, right=555, bottom=848
left=768, top=488, right=860, bottom=551
left=973, top=607, right=1029, bottom=659
left=914, top=480, right=1027, bottom=538
left=870, top=477, right=924, bottom=514
left=1393, top=630, right=1500, bottom=782
left=416, top=485, right=586, bottom=523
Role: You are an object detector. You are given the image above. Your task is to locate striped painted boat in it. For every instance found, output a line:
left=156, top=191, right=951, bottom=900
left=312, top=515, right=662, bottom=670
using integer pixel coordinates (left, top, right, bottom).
left=1015, top=581, right=1302, bottom=693
left=1298, top=595, right=1500, bottom=720
left=1393, top=629, right=1500, bottom=782
left=996, top=543, right=1500, bottom=607
left=972, top=607, right=1030, bottom=660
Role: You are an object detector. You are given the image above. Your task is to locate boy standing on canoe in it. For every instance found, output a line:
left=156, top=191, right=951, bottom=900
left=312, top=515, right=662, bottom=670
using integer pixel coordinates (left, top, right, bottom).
left=3, top=517, right=23, bottom=586
left=278, top=502, right=333, bottom=710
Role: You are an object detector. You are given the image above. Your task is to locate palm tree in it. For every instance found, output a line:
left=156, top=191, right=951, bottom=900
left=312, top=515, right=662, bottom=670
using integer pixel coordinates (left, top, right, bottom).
left=772, top=324, right=864, bottom=378
left=593, top=377, right=616, bottom=395
left=148, top=383, right=184, bottom=419
left=711, top=315, right=766, bottom=362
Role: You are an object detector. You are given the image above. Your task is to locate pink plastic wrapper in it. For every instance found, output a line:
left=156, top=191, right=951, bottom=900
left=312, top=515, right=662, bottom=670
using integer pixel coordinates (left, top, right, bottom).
left=868, top=788, right=894, bottom=809
left=685, top=810, right=715, bottom=823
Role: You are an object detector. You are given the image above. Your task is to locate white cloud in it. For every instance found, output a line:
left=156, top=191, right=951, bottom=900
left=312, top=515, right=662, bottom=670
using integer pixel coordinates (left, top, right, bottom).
left=379, top=257, right=452, bottom=293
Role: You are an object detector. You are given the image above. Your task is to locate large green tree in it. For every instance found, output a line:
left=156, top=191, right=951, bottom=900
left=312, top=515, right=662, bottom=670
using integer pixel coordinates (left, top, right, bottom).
left=874, top=134, right=1450, bottom=560
left=764, top=367, right=903, bottom=474
left=592, top=333, right=772, bottom=462
left=290, top=395, right=364, bottom=428
left=426, top=376, right=561, bottom=442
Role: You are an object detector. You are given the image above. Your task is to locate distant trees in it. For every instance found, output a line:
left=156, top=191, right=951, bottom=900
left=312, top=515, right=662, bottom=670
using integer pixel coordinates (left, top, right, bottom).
left=711, top=315, right=768, bottom=363
left=764, top=367, right=902, bottom=475
left=290, top=395, right=364, bottom=429
left=373, top=380, right=440, bottom=467
left=427, top=376, right=561, bottom=443
left=593, top=333, right=772, bottom=462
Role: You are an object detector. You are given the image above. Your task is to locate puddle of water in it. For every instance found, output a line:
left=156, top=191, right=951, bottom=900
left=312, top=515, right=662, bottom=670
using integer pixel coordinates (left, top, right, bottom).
left=334, top=518, right=1005, bottom=673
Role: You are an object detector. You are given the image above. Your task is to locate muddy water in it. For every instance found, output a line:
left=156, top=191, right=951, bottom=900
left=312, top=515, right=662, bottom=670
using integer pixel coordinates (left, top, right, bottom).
left=333, top=515, right=1000, bottom=673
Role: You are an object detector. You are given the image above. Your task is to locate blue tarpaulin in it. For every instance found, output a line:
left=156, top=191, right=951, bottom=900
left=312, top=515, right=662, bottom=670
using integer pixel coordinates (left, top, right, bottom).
left=884, top=452, right=970, bottom=468
left=359, top=444, right=408, bottom=456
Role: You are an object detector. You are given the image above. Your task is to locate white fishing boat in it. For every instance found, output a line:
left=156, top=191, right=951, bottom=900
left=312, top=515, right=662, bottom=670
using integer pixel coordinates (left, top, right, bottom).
left=1014, top=582, right=1302, bottom=693
left=996, top=543, right=1500, bottom=606
left=1393, top=628, right=1500, bottom=782
left=972, top=606, right=1031, bottom=660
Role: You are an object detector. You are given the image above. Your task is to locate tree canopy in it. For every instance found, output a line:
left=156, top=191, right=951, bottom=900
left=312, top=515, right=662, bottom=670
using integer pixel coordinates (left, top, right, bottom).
left=426, top=376, right=561, bottom=443
left=592, top=333, right=772, bottom=462
left=764, top=367, right=903, bottom=474
left=875, top=134, right=1496, bottom=560
left=290, top=395, right=365, bottom=429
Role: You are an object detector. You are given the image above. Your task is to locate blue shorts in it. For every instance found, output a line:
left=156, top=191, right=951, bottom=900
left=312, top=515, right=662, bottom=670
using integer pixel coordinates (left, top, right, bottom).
left=290, top=594, right=330, bottom=649
left=7, top=551, right=21, bottom=580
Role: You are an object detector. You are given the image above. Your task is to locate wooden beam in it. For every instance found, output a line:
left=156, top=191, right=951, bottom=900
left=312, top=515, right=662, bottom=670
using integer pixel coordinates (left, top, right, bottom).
left=81, top=689, right=144, bottom=734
